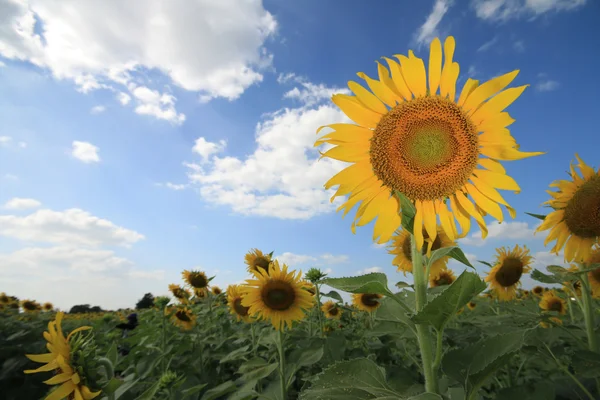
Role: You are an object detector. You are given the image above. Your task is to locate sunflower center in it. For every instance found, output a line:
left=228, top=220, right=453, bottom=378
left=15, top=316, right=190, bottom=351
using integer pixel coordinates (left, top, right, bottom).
left=175, top=310, right=191, bottom=322
left=370, top=96, right=479, bottom=200
left=533, top=287, right=543, bottom=294
left=361, top=294, right=380, bottom=307
left=548, top=299, right=563, bottom=312
left=401, top=230, right=443, bottom=261
left=495, top=258, right=524, bottom=287
left=254, top=257, right=271, bottom=271
left=434, top=273, right=453, bottom=286
left=233, top=298, right=249, bottom=316
left=329, top=307, right=339, bottom=316
left=261, top=281, right=296, bottom=311
left=190, top=273, right=208, bottom=288
left=564, top=176, right=600, bottom=238
left=23, top=301, right=36, bottom=310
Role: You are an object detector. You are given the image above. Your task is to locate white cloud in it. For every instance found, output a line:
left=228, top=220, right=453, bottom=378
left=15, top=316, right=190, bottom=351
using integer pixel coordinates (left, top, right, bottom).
left=372, top=243, right=387, bottom=249
left=532, top=250, right=570, bottom=269
left=281, top=76, right=349, bottom=107
left=414, top=0, right=453, bottom=46
left=3, top=197, right=41, bottom=210
left=356, top=266, right=383, bottom=275
left=192, top=137, right=227, bottom=163
left=71, top=140, right=100, bottom=163
left=275, top=252, right=349, bottom=267
left=477, top=36, right=498, bottom=52
left=0, top=135, right=12, bottom=146
left=460, top=221, right=537, bottom=246
left=320, top=253, right=349, bottom=264
left=117, top=92, right=131, bottom=105
left=132, top=86, right=185, bottom=125
left=535, top=80, right=559, bottom=92
left=0, top=0, right=277, bottom=120
left=90, top=105, right=106, bottom=114
left=471, top=0, right=587, bottom=21
left=165, top=182, right=188, bottom=191
left=0, top=208, right=144, bottom=247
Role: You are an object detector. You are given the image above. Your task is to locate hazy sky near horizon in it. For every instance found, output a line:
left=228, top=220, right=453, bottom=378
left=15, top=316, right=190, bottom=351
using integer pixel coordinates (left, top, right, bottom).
left=1, top=0, right=598, bottom=310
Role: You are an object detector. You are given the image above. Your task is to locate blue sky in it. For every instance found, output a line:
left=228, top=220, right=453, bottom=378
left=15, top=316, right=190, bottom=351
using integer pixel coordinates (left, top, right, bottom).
left=0, top=0, right=598, bottom=310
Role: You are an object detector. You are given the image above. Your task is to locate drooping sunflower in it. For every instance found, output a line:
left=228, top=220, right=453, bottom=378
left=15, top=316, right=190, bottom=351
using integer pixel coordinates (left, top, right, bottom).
left=241, top=260, right=314, bottom=330
left=430, top=267, right=456, bottom=287
left=43, top=302, right=54, bottom=312
left=321, top=300, right=342, bottom=320
left=21, top=299, right=41, bottom=313
left=182, top=269, right=210, bottom=290
left=485, top=245, right=533, bottom=301
left=171, top=307, right=195, bottom=330
left=168, top=284, right=191, bottom=304
left=539, top=290, right=567, bottom=315
left=316, top=36, right=543, bottom=250
left=351, top=293, right=383, bottom=313
left=211, top=286, right=223, bottom=296
left=24, top=312, right=100, bottom=400
left=536, top=155, right=599, bottom=262
left=389, top=227, right=455, bottom=276
left=532, top=286, right=544, bottom=297
left=245, top=248, right=272, bottom=274
left=226, top=285, right=252, bottom=322
left=467, top=301, right=477, bottom=310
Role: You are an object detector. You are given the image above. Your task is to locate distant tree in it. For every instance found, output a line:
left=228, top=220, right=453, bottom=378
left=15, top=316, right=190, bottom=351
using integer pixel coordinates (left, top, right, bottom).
left=136, top=293, right=155, bottom=310
left=69, top=304, right=104, bottom=314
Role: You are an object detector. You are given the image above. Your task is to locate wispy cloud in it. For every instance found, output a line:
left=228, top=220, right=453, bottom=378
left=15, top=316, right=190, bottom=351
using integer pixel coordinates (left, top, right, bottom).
left=414, top=0, right=453, bottom=46
left=535, top=80, right=560, bottom=92
left=477, top=36, right=498, bottom=52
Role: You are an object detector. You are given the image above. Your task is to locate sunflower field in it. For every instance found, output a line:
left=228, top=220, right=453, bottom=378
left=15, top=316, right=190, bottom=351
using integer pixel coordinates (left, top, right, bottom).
left=2, top=36, right=600, bottom=400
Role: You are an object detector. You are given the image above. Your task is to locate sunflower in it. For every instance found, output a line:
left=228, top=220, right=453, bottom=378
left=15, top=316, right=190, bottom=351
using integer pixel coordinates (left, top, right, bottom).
left=24, top=312, right=100, bottom=400
left=316, top=36, right=543, bottom=251
left=430, top=267, right=456, bottom=287
left=226, top=285, right=252, bottom=322
left=168, top=284, right=191, bottom=304
left=0, top=292, right=10, bottom=304
left=303, top=282, right=317, bottom=296
left=21, top=299, right=41, bottom=312
left=539, top=290, right=567, bottom=315
left=211, top=286, right=223, bottom=296
left=241, top=260, right=314, bottom=330
left=245, top=248, right=272, bottom=274
left=171, top=307, right=196, bottom=330
left=351, top=293, right=383, bottom=313
left=540, top=316, right=563, bottom=329
left=194, top=288, right=207, bottom=300
left=485, top=245, right=533, bottom=301
left=584, top=248, right=600, bottom=298
left=389, top=227, right=455, bottom=276
left=321, top=300, right=343, bottom=320
left=532, top=286, right=544, bottom=296
left=182, top=270, right=210, bottom=290
left=43, top=302, right=54, bottom=312
left=467, top=301, right=477, bottom=310
left=536, top=155, right=599, bottom=262
left=522, top=290, right=530, bottom=297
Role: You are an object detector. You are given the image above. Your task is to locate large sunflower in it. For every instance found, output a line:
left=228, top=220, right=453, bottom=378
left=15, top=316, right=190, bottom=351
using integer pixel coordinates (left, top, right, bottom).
left=536, top=155, right=600, bottom=262
left=171, top=307, right=196, bottom=330
left=241, top=260, right=314, bottom=330
left=227, top=285, right=252, bottom=322
left=245, top=248, right=272, bottom=274
left=389, top=226, right=455, bottom=276
left=429, top=267, right=456, bottom=287
left=539, top=290, right=567, bottom=315
left=316, top=36, right=543, bottom=250
left=352, top=293, right=383, bottom=313
left=321, top=300, right=342, bottom=320
left=24, top=312, right=100, bottom=400
left=485, top=245, right=533, bottom=301
left=182, top=270, right=210, bottom=290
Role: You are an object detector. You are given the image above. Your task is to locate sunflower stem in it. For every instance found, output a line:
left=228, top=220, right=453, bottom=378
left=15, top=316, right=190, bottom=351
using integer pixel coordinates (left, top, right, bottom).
left=315, top=284, right=325, bottom=338
left=410, top=233, right=438, bottom=394
left=544, top=343, right=596, bottom=400
left=277, top=329, right=287, bottom=400
left=432, top=328, right=444, bottom=372
left=580, top=273, right=598, bottom=353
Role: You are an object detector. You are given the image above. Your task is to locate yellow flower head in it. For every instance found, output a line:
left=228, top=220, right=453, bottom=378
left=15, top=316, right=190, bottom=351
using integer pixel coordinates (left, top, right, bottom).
left=168, top=284, right=191, bottom=304
left=241, top=260, right=314, bottom=330
left=0, top=292, right=10, bottom=304
left=21, top=299, right=41, bottom=313
left=532, top=286, right=544, bottom=296
left=430, top=268, right=456, bottom=288
left=485, top=245, right=532, bottom=301
left=467, top=301, right=477, bottom=310
left=244, top=248, right=272, bottom=275
left=351, top=293, right=383, bottom=313
left=182, top=270, right=209, bottom=290
left=321, top=300, right=342, bottom=320
left=539, top=290, right=567, bottom=315
left=389, top=227, right=455, bottom=275
left=171, top=306, right=196, bottom=330
left=536, top=155, right=600, bottom=262
left=226, top=285, right=252, bottom=322
left=316, top=36, right=543, bottom=250
left=211, top=286, right=223, bottom=296
left=43, top=302, right=54, bottom=312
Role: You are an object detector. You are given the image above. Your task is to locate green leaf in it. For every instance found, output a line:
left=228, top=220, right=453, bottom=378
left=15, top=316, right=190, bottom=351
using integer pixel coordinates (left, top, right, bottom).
left=572, top=350, right=600, bottom=378
left=106, top=342, right=118, bottom=367
left=181, top=384, right=209, bottom=399
left=395, top=281, right=411, bottom=289
left=241, top=361, right=279, bottom=382
left=322, top=273, right=394, bottom=297
left=375, top=295, right=415, bottom=331
left=200, top=381, right=238, bottom=400
left=220, top=345, right=250, bottom=364
left=477, top=260, right=493, bottom=268
left=395, top=190, right=416, bottom=234
left=525, top=212, right=546, bottom=221
left=569, top=263, right=600, bottom=275
left=496, top=383, right=555, bottom=400
left=547, top=265, right=569, bottom=274
left=411, top=271, right=486, bottom=331
left=299, top=358, right=402, bottom=400
left=134, top=380, right=161, bottom=400
left=445, top=247, right=474, bottom=269
left=407, top=395, right=443, bottom=400
left=321, top=290, right=344, bottom=303
left=530, top=269, right=563, bottom=284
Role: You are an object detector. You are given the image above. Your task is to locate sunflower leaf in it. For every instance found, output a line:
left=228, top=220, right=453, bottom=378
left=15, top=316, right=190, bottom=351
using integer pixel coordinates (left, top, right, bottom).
left=395, top=190, right=416, bottom=234
left=321, top=290, right=344, bottom=303
left=524, top=212, right=546, bottom=221
left=530, top=269, right=564, bottom=284
left=375, top=295, right=416, bottom=331
left=568, top=263, right=600, bottom=275
left=321, top=273, right=394, bottom=297
left=446, top=247, right=474, bottom=269
left=395, top=281, right=412, bottom=289
left=411, top=271, right=486, bottom=331
left=427, top=246, right=474, bottom=270
left=477, top=260, right=493, bottom=268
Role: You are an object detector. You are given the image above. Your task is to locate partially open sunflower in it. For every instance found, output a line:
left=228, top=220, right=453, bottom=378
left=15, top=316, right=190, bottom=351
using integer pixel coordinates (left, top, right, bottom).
left=351, top=293, right=383, bottom=313
left=539, top=290, right=567, bottom=315
left=241, top=260, right=314, bottom=330
left=536, top=155, right=600, bottom=262
left=182, top=270, right=210, bottom=290
left=245, top=249, right=273, bottom=275
left=321, top=300, right=342, bottom=320
left=389, top=226, right=454, bottom=276
left=429, top=267, right=456, bottom=287
left=0, top=292, right=10, bottom=304
left=168, top=284, right=191, bottom=304
left=227, top=285, right=251, bottom=322
left=316, top=36, right=543, bottom=250
left=485, top=245, right=532, bottom=301
left=171, top=306, right=195, bottom=330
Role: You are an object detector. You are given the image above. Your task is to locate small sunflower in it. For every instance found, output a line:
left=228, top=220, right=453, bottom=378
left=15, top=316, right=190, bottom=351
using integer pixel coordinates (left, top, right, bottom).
left=430, top=268, right=456, bottom=287
left=244, top=248, right=272, bottom=274
left=389, top=227, right=455, bottom=275
left=321, top=300, right=342, bottom=320
left=467, top=301, right=477, bottom=310
left=241, top=260, right=314, bottom=330
left=43, top=302, right=54, bottom=312
left=171, top=307, right=195, bottom=330
left=536, top=155, right=600, bottom=262
left=0, top=292, right=10, bottom=304
left=194, top=288, right=207, bottom=299
left=211, top=286, right=223, bottom=296
left=539, top=290, right=567, bottom=315
left=168, top=284, right=191, bottom=304
left=182, top=270, right=210, bottom=290
left=540, top=316, right=563, bottom=329
left=24, top=312, right=100, bottom=400
left=226, top=285, right=251, bottom=322
left=351, top=293, right=383, bottom=313
left=522, top=290, right=530, bottom=297
left=21, top=299, right=41, bottom=312
left=316, top=36, right=543, bottom=250
left=485, top=245, right=533, bottom=301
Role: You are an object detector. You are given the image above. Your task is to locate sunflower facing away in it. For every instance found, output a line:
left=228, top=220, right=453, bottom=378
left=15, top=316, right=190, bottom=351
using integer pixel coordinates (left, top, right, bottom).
left=585, top=248, right=600, bottom=298
left=171, top=307, right=196, bottom=330
left=522, top=290, right=530, bottom=298
left=245, top=248, right=273, bottom=275
left=539, top=290, right=567, bottom=315
left=227, top=285, right=252, bottom=322
left=24, top=312, right=100, bottom=400
left=316, top=36, right=543, bottom=250
left=485, top=245, right=533, bottom=301
left=241, top=260, right=314, bottom=330
left=389, top=226, right=455, bottom=276
left=321, top=300, right=343, bottom=320
left=536, top=155, right=600, bottom=262
left=182, top=269, right=210, bottom=290
left=168, top=284, right=191, bottom=304
left=430, top=267, right=456, bottom=287
left=352, top=293, right=383, bottom=313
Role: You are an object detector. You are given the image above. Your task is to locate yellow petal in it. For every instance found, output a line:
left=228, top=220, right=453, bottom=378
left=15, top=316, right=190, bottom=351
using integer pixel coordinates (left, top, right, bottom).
left=325, top=161, right=372, bottom=190
left=414, top=200, right=425, bottom=251
left=356, top=190, right=390, bottom=227
left=422, top=200, right=438, bottom=242
left=373, top=196, right=401, bottom=244
left=455, top=191, right=488, bottom=238
left=396, top=51, right=427, bottom=97
left=462, top=70, right=520, bottom=113
left=316, top=124, right=372, bottom=146
left=44, top=372, right=73, bottom=385
left=383, top=57, right=412, bottom=100
left=332, top=94, right=382, bottom=128
left=458, top=78, right=479, bottom=107
left=469, top=175, right=512, bottom=209
left=357, top=69, right=398, bottom=108
left=575, top=154, right=596, bottom=180
left=449, top=194, right=471, bottom=238
left=376, top=61, right=404, bottom=102
left=473, top=169, right=521, bottom=192
left=440, top=36, right=456, bottom=99
left=348, top=81, right=388, bottom=114
left=428, top=38, right=443, bottom=95
left=45, top=381, right=76, bottom=400
left=25, top=353, right=55, bottom=363
left=319, top=144, right=369, bottom=162
left=435, top=199, right=457, bottom=240
left=470, top=85, right=529, bottom=123
left=480, top=145, right=545, bottom=161
left=478, top=129, right=517, bottom=146
left=477, top=157, right=506, bottom=174
left=477, top=112, right=515, bottom=132
left=465, top=183, right=504, bottom=222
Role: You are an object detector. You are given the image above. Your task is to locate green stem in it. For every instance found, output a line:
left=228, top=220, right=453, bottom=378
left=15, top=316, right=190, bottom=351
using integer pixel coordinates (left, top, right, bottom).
left=315, top=284, right=325, bottom=338
left=581, top=273, right=598, bottom=353
left=161, top=307, right=167, bottom=374
left=411, top=234, right=438, bottom=394
left=278, top=330, right=287, bottom=400
left=544, top=344, right=595, bottom=400
left=432, top=328, right=444, bottom=372
left=568, top=295, right=575, bottom=324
